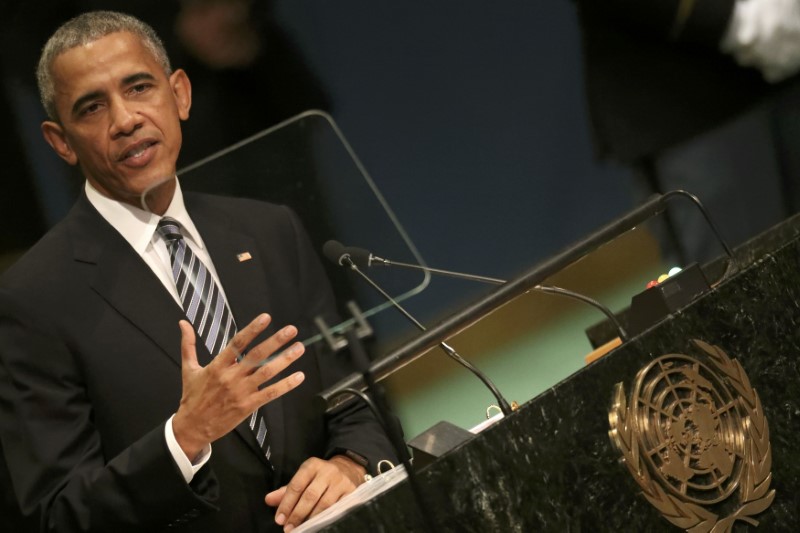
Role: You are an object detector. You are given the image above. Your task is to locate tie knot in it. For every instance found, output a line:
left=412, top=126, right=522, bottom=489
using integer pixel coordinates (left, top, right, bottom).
left=156, top=217, right=184, bottom=243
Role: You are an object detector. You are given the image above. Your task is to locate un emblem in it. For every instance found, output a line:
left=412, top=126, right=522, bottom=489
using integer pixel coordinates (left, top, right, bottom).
left=608, top=340, right=775, bottom=531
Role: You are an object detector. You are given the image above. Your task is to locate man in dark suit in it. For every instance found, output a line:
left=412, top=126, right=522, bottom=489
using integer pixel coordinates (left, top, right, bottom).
left=0, top=10, right=395, bottom=532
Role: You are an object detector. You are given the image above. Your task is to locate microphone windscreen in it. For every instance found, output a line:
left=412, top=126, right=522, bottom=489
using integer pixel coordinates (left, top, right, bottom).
left=322, top=240, right=346, bottom=265
left=345, top=246, right=372, bottom=268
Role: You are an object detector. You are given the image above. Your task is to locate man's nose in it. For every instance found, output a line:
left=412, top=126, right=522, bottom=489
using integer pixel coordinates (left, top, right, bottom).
left=109, top=100, right=142, bottom=137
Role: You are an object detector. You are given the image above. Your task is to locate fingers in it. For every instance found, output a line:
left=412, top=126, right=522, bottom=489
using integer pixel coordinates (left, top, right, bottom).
left=242, top=324, right=300, bottom=369
left=173, top=312, right=306, bottom=455
left=255, top=370, right=305, bottom=408
left=307, top=482, right=346, bottom=520
left=224, top=315, right=307, bottom=412
left=247, top=339, right=305, bottom=388
left=235, top=324, right=306, bottom=393
left=217, top=313, right=273, bottom=366
left=271, top=458, right=355, bottom=530
left=265, top=486, right=286, bottom=507
left=220, top=316, right=302, bottom=378
left=271, top=460, right=315, bottom=527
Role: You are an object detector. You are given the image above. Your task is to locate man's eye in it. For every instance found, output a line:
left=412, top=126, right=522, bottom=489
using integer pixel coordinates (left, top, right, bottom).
left=80, top=103, right=101, bottom=116
left=130, top=83, right=151, bottom=95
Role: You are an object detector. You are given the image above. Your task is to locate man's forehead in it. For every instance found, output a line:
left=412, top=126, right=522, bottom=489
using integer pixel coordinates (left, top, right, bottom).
left=50, top=32, right=161, bottom=94
left=51, top=32, right=158, bottom=79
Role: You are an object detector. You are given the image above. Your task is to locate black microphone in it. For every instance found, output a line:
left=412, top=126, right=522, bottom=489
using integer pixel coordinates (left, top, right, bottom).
left=323, top=240, right=514, bottom=416
left=333, top=243, right=629, bottom=342
left=322, top=240, right=354, bottom=267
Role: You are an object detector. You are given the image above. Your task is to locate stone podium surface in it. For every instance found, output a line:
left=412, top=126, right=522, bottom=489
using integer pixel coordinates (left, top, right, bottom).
left=322, top=214, right=800, bottom=532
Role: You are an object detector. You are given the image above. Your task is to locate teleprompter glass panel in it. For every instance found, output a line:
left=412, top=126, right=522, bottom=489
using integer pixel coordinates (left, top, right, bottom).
left=165, top=110, right=429, bottom=353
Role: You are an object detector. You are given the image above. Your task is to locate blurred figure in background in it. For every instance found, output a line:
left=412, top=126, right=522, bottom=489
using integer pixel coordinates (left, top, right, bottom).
left=575, top=0, right=800, bottom=264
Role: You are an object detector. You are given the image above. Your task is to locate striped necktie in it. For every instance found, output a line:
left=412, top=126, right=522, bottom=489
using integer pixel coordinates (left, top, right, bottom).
left=156, top=217, right=273, bottom=464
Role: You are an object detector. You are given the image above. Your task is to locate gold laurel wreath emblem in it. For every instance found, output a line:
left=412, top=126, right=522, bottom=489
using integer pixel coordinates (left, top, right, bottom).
left=608, top=340, right=775, bottom=532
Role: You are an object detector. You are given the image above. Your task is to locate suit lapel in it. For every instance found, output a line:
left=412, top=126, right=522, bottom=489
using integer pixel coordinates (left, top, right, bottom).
left=69, top=196, right=188, bottom=369
left=70, top=193, right=286, bottom=468
left=187, top=197, right=287, bottom=467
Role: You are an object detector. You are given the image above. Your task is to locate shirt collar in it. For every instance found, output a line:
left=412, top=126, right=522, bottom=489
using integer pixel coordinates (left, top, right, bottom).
left=84, top=178, right=206, bottom=254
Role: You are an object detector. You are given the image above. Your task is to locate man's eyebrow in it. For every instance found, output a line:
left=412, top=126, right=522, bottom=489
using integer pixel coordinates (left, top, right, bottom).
left=121, top=72, right=157, bottom=86
left=70, top=72, right=158, bottom=116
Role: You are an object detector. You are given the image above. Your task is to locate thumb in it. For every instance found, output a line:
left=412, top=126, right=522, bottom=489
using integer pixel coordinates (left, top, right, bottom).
left=179, top=320, right=201, bottom=373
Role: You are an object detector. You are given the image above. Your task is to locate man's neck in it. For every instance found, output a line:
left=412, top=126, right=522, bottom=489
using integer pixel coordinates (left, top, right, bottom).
left=86, top=177, right=177, bottom=215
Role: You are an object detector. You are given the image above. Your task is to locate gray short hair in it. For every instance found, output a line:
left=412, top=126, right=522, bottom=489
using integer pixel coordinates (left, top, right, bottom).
left=37, top=11, right=172, bottom=121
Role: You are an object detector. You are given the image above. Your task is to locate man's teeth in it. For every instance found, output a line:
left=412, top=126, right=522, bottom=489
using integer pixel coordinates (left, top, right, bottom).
left=126, top=143, right=152, bottom=159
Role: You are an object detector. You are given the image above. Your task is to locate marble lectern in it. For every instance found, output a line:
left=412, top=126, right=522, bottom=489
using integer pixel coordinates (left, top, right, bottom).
left=320, top=214, right=800, bottom=532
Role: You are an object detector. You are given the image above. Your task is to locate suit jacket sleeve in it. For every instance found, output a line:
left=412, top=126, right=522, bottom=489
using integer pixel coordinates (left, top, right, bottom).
left=0, top=291, right=219, bottom=532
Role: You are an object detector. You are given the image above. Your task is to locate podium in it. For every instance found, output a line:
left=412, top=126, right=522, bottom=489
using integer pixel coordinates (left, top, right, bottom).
left=318, top=213, right=800, bottom=531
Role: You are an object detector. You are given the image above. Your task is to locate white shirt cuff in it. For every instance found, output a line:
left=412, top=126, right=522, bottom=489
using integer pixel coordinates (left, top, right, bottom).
left=165, top=414, right=212, bottom=483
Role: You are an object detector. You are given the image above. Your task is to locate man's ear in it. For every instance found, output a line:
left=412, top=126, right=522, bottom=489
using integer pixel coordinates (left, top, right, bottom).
left=170, top=69, right=192, bottom=121
left=41, top=121, right=78, bottom=165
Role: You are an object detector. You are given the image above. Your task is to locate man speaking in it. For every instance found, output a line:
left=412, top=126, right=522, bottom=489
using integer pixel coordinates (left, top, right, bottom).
left=0, top=10, right=395, bottom=532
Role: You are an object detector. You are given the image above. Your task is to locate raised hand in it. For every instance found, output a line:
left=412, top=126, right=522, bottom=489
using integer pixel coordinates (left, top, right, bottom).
left=172, top=313, right=305, bottom=460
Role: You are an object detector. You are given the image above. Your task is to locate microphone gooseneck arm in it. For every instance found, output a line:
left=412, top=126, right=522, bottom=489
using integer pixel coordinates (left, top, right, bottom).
left=532, top=285, right=629, bottom=342
left=346, top=257, right=514, bottom=416
left=323, top=241, right=513, bottom=416
left=358, top=251, right=629, bottom=342
left=371, top=256, right=506, bottom=285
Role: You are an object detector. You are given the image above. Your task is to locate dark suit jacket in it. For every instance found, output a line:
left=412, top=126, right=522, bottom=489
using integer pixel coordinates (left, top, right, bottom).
left=0, top=191, right=395, bottom=532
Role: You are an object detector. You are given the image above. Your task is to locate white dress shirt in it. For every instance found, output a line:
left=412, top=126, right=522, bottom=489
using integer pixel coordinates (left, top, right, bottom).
left=85, top=178, right=217, bottom=483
